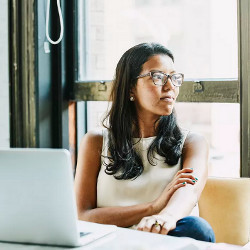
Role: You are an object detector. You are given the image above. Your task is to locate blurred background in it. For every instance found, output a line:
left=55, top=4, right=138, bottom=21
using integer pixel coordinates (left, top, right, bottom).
left=1, top=0, right=247, bottom=177
left=76, top=0, right=239, bottom=177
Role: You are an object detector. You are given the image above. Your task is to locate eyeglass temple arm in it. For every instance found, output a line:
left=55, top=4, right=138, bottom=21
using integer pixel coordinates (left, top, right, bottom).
left=136, top=72, right=151, bottom=79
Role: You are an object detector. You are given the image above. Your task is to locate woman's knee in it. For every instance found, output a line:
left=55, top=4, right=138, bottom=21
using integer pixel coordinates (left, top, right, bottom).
left=168, top=216, right=215, bottom=242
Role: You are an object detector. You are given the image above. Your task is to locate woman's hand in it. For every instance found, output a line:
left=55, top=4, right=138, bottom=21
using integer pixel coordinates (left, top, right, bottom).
left=136, top=213, right=177, bottom=235
left=152, top=168, right=197, bottom=213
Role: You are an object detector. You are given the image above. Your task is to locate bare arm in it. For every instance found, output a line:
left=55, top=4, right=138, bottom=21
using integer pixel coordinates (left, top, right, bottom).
left=74, top=130, right=156, bottom=227
left=74, top=130, right=195, bottom=227
left=159, top=132, right=208, bottom=220
left=137, top=132, right=208, bottom=234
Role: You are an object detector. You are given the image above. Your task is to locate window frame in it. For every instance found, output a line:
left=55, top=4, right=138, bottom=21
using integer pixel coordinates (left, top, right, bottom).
left=238, top=0, right=250, bottom=177
left=71, top=0, right=249, bottom=177
left=9, top=0, right=38, bottom=147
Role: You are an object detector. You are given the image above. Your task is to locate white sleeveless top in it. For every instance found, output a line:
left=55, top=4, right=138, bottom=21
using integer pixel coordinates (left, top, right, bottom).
left=97, top=129, right=199, bottom=219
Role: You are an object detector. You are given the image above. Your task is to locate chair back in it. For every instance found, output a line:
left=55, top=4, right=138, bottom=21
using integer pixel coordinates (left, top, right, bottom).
left=199, top=177, right=250, bottom=246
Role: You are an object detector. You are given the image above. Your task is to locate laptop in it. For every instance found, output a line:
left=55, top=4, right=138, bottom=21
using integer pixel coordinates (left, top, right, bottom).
left=0, top=148, right=117, bottom=247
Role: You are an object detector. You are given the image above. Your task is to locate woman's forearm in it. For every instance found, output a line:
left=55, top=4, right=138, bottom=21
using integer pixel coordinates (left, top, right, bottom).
left=78, top=170, right=199, bottom=227
left=78, top=202, right=155, bottom=227
left=159, top=185, right=198, bottom=221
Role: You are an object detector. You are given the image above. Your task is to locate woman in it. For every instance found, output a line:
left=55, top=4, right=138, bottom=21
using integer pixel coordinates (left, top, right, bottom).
left=74, top=43, right=215, bottom=242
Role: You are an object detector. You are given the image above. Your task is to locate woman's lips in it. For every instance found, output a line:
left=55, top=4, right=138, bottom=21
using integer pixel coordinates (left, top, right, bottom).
left=160, top=96, right=174, bottom=102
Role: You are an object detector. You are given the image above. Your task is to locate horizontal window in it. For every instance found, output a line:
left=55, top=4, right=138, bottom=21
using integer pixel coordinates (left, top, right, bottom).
left=80, top=101, right=240, bottom=178
left=77, top=0, right=238, bottom=81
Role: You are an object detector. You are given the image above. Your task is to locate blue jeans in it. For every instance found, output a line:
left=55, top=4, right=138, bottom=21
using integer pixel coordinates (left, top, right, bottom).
left=168, top=216, right=215, bottom=242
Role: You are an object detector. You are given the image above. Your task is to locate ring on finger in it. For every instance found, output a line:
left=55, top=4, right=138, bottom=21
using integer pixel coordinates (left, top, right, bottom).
left=153, top=220, right=162, bottom=228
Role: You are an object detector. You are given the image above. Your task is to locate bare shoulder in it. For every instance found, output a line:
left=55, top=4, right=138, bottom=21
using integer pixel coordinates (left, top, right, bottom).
left=183, top=132, right=208, bottom=152
left=77, top=129, right=104, bottom=168
left=79, top=129, right=104, bottom=152
left=76, top=129, right=104, bottom=177
left=75, top=129, right=105, bottom=211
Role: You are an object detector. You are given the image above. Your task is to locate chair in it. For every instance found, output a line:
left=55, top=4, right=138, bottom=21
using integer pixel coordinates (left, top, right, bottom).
left=199, top=177, right=250, bottom=246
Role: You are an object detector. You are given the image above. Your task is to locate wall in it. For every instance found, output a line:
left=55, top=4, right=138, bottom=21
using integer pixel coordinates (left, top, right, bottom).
left=0, top=0, right=9, bottom=147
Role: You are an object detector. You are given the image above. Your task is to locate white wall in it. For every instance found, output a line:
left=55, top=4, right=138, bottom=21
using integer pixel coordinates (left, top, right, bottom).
left=0, top=0, right=9, bottom=147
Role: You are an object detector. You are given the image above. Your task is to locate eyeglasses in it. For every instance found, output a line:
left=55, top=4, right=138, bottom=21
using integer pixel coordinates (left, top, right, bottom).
left=136, top=71, right=184, bottom=87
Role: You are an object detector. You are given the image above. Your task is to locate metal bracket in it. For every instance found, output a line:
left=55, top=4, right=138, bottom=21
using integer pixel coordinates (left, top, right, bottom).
left=193, top=81, right=204, bottom=93
left=98, top=81, right=107, bottom=92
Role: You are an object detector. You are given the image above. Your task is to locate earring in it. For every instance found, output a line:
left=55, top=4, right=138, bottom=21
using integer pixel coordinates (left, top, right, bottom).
left=130, top=96, right=134, bottom=101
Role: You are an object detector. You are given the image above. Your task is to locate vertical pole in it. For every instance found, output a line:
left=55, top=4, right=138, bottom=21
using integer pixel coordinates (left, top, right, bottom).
left=9, top=0, right=38, bottom=148
left=238, top=0, right=250, bottom=177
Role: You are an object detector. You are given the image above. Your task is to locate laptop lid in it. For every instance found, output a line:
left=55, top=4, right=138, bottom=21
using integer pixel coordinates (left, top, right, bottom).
left=0, top=148, right=80, bottom=246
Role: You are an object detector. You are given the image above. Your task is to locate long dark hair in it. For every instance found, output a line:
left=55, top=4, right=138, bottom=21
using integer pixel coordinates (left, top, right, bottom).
left=102, top=43, right=183, bottom=180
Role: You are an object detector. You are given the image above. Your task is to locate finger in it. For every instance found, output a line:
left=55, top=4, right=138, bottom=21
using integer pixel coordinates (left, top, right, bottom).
left=171, top=182, right=187, bottom=191
left=166, top=182, right=186, bottom=197
left=136, top=218, right=147, bottom=231
left=173, top=168, right=193, bottom=180
left=160, top=223, right=169, bottom=235
left=182, top=167, right=194, bottom=172
left=178, top=173, right=197, bottom=181
left=176, top=168, right=193, bottom=176
left=160, top=222, right=176, bottom=235
left=150, top=217, right=165, bottom=233
left=177, top=177, right=197, bottom=185
left=142, top=218, right=155, bottom=232
left=168, top=182, right=186, bottom=193
left=167, top=172, right=198, bottom=193
left=168, top=175, right=189, bottom=190
left=137, top=217, right=152, bottom=231
left=151, top=222, right=162, bottom=234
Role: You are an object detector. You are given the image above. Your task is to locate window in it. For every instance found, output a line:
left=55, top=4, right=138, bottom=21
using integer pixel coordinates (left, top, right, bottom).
left=175, top=103, right=240, bottom=177
left=72, top=0, right=249, bottom=177
left=8, top=0, right=249, bottom=176
left=77, top=0, right=237, bottom=80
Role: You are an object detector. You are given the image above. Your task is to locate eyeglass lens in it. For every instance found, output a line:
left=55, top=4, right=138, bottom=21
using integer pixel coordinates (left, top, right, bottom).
left=151, top=72, right=183, bottom=86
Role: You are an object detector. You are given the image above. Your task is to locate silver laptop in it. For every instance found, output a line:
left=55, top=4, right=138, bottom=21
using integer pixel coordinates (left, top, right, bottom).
left=0, top=148, right=117, bottom=247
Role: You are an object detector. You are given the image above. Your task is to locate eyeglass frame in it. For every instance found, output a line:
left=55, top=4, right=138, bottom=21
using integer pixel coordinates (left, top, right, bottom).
left=136, top=71, right=184, bottom=87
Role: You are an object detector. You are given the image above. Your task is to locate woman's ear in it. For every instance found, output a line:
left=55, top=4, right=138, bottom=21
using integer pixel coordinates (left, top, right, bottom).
left=130, top=86, right=136, bottom=95
left=130, top=88, right=135, bottom=101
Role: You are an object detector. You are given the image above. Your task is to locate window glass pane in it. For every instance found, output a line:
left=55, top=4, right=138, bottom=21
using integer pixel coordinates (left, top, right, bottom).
left=85, top=102, right=240, bottom=178
left=77, top=0, right=238, bottom=80
left=175, top=103, right=240, bottom=177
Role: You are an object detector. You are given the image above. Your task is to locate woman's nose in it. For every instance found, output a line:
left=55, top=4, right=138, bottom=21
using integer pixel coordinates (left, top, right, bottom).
left=163, top=77, right=175, bottom=91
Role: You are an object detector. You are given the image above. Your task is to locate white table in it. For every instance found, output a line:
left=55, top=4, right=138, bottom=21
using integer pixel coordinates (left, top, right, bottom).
left=0, top=221, right=245, bottom=250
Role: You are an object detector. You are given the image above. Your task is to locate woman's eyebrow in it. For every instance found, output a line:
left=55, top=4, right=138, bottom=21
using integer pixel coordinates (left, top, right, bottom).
left=150, top=69, right=177, bottom=74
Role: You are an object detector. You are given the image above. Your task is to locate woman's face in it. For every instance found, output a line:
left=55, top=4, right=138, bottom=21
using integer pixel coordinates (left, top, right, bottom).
left=132, top=54, right=179, bottom=119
